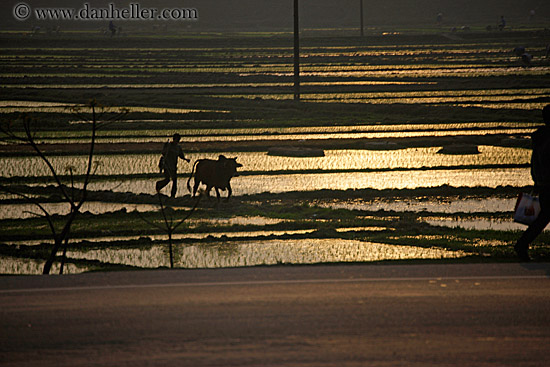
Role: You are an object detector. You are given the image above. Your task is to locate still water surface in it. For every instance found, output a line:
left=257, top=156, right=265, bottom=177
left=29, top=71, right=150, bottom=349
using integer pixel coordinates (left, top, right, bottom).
left=65, top=239, right=469, bottom=270
left=0, top=239, right=468, bottom=274
left=0, top=147, right=530, bottom=178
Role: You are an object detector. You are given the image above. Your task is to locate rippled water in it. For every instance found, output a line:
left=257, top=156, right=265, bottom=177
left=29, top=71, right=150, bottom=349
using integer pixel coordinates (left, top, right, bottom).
left=4, top=195, right=528, bottom=238
left=0, top=238, right=468, bottom=274
left=0, top=81, right=435, bottom=89
left=65, top=167, right=528, bottom=197
left=273, top=88, right=550, bottom=104
left=253, top=66, right=550, bottom=79
left=8, top=121, right=536, bottom=144
left=0, top=101, right=77, bottom=107
left=218, top=94, right=548, bottom=109
left=0, top=147, right=530, bottom=178
left=0, top=255, right=87, bottom=275
left=0, top=196, right=523, bottom=222
left=317, top=197, right=518, bottom=213
left=236, top=168, right=531, bottom=194
left=63, top=239, right=468, bottom=270
left=0, top=104, right=228, bottom=114
left=2, top=39, right=547, bottom=274
left=424, top=217, right=550, bottom=232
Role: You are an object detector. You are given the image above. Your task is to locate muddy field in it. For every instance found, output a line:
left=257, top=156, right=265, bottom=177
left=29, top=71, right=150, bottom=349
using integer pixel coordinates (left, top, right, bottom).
left=1, top=29, right=549, bottom=274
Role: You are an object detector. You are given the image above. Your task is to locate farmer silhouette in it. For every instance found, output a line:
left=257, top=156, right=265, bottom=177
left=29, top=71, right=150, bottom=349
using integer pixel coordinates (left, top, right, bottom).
left=155, top=133, right=190, bottom=198
left=515, top=105, right=550, bottom=261
left=498, top=16, right=506, bottom=31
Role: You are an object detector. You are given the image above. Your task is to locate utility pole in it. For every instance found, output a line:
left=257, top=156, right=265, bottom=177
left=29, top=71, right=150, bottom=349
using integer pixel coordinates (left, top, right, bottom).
left=360, top=0, right=364, bottom=36
left=293, top=0, right=300, bottom=101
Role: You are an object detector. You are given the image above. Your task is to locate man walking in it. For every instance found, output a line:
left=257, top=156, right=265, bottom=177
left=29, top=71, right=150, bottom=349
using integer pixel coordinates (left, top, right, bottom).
left=515, top=105, right=550, bottom=260
left=156, top=133, right=190, bottom=198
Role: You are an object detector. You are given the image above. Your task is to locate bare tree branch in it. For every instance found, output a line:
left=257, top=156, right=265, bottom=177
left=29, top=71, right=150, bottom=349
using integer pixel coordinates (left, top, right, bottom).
left=139, top=193, right=202, bottom=269
left=0, top=185, right=58, bottom=239
left=1, top=100, right=128, bottom=274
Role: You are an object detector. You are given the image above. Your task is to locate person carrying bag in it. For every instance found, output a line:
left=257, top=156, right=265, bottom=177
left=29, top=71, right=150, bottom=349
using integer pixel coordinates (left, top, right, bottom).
left=514, top=192, right=541, bottom=225
left=514, top=105, right=550, bottom=261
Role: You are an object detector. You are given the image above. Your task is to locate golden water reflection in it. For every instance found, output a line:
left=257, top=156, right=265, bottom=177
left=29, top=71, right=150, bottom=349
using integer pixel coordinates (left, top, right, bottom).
left=0, top=196, right=520, bottom=224
left=61, top=168, right=529, bottom=196
left=318, top=197, right=517, bottom=213
left=423, top=217, right=549, bottom=232
left=65, top=239, right=468, bottom=270
left=0, top=255, right=87, bottom=275
left=237, top=168, right=531, bottom=194
left=0, top=147, right=530, bottom=178
left=14, top=122, right=536, bottom=144
left=0, top=103, right=228, bottom=114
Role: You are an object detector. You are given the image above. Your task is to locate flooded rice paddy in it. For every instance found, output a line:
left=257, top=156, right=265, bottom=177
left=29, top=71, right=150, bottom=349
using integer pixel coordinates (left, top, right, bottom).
left=1, top=31, right=549, bottom=273
left=67, top=239, right=468, bottom=269
left=0, top=138, right=531, bottom=199
left=0, top=239, right=468, bottom=275
left=233, top=168, right=531, bottom=194
left=2, top=164, right=532, bottom=196
left=0, top=147, right=531, bottom=178
left=318, top=197, right=517, bottom=214
left=0, top=256, right=86, bottom=275
left=0, top=119, right=538, bottom=145
left=422, top=217, right=550, bottom=232
left=0, top=103, right=228, bottom=115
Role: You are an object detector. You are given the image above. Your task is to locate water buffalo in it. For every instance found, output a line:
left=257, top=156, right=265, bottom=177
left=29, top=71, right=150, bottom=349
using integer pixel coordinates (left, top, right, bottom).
left=187, top=155, right=242, bottom=201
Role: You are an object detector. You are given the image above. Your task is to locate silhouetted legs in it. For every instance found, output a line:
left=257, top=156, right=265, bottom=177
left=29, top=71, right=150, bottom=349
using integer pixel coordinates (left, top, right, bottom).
left=194, top=183, right=230, bottom=203
left=192, top=179, right=200, bottom=197
left=156, top=166, right=178, bottom=198
left=515, top=190, right=550, bottom=260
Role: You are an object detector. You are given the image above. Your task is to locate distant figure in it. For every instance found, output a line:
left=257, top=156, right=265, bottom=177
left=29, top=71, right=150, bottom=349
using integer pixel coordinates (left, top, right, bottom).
left=521, top=53, right=533, bottom=66
left=108, top=21, right=116, bottom=36
left=436, top=13, right=443, bottom=25
left=156, top=133, right=190, bottom=198
left=529, top=9, right=535, bottom=22
left=513, top=46, right=526, bottom=57
left=512, top=47, right=532, bottom=66
left=515, top=105, right=550, bottom=261
left=546, top=44, right=550, bottom=58
left=498, top=16, right=506, bottom=31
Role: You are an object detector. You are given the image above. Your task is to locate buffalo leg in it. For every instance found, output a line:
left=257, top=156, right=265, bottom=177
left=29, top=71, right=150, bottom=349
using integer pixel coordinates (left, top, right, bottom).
left=192, top=179, right=200, bottom=197
left=225, top=182, right=232, bottom=202
left=205, top=185, right=212, bottom=199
